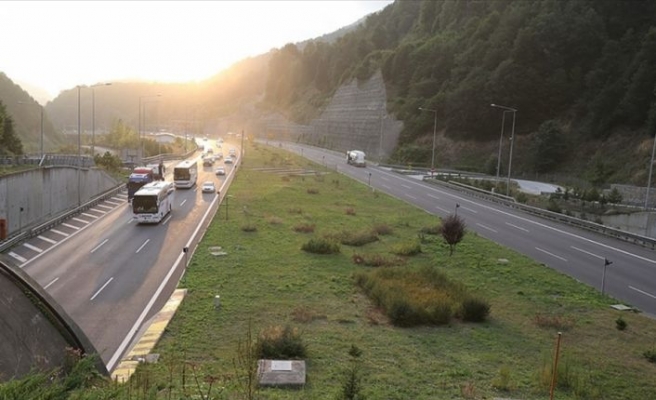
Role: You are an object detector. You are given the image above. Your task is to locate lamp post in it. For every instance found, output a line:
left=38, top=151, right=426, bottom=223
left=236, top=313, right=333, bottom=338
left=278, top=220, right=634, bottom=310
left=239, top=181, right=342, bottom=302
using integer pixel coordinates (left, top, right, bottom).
left=494, top=110, right=512, bottom=180
left=491, top=104, right=517, bottom=196
left=18, top=101, right=44, bottom=159
left=419, top=107, right=437, bottom=176
left=645, top=134, right=656, bottom=209
left=90, top=83, right=112, bottom=158
left=77, top=85, right=82, bottom=207
left=138, top=94, right=161, bottom=163
left=378, top=107, right=386, bottom=164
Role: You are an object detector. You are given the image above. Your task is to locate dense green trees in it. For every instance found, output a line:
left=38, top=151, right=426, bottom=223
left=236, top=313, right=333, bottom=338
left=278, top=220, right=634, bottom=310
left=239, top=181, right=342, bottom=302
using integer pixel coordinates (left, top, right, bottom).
left=0, top=101, right=23, bottom=155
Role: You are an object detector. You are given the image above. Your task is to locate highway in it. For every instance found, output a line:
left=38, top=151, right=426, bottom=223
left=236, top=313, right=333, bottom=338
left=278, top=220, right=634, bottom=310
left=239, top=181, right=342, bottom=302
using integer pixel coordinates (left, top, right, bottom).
left=280, top=142, right=656, bottom=317
left=6, top=138, right=239, bottom=371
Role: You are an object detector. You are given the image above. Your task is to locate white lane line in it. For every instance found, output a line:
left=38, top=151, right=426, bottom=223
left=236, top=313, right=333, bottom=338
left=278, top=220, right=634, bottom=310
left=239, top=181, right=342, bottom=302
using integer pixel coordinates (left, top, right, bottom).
left=91, top=239, right=109, bottom=253
left=92, top=209, right=107, bottom=215
left=571, top=246, right=605, bottom=260
left=435, top=205, right=450, bottom=214
left=136, top=239, right=150, bottom=253
left=23, top=243, right=43, bottom=253
left=535, top=247, right=568, bottom=262
left=506, top=222, right=529, bottom=232
left=82, top=212, right=98, bottom=219
left=71, top=217, right=89, bottom=224
left=61, top=223, right=80, bottom=230
left=461, top=206, right=478, bottom=214
left=629, top=286, right=656, bottom=300
left=476, top=223, right=498, bottom=233
left=9, top=252, right=27, bottom=264
left=180, top=199, right=188, bottom=207
left=163, top=214, right=172, bottom=225
left=50, top=229, right=69, bottom=237
left=401, top=184, right=412, bottom=189
left=90, top=277, right=114, bottom=301
left=382, top=184, right=391, bottom=190
left=37, top=235, right=57, bottom=244
left=126, top=218, right=134, bottom=224
left=405, top=194, right=417, bottom=200
left=97, top=204, right=114, bottom=210
left=43, top=277, right=59, bottom=290
left=427, top=193, right=440, bottom=200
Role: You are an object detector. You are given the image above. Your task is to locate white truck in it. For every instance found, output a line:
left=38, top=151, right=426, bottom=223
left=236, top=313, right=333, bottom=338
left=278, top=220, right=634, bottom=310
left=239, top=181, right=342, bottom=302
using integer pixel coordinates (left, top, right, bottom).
left=346, top=150, right=366, bottom=167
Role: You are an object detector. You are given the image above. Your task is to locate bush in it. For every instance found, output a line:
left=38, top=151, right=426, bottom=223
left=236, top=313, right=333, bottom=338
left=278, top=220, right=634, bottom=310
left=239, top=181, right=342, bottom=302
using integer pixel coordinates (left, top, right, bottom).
left=293, top=223, right=315, bottom=233
left=345, top=207, right=356, bottom=215
left=460, top=297, right=491, bottom=322
left=372, top=224, right=393, bottom=235
left=288, top=207, right=303, bottom=214
left=440, top=214, right=466, bottom=256
left=534, top=314, right=575, bottom=331
left=352, top=253, right=402, bottom=267
left=616, top=317, right=627, bottom=331
left=420, top=225, right=441, bottom=235
left=547, top=199, right=562, bottom=213
left=341, top=230, right=379, bottom=246
left=241, top=223, right=257, bottom=232
left=256, top=325, right=307, bottom=359
left=301, top=238, right=340, bottom=254
left=515, top=192, right=528, bottom=204
left=392, top=241, right=421, bottom=256
left=307, top=188, right=319, bottom=194
left=644, top=349, right=656, bottom=363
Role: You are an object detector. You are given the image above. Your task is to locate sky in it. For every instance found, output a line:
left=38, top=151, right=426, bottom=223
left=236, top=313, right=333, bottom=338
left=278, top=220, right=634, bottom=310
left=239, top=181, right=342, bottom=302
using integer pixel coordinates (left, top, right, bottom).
left=1, top=0, right=393, bottom=104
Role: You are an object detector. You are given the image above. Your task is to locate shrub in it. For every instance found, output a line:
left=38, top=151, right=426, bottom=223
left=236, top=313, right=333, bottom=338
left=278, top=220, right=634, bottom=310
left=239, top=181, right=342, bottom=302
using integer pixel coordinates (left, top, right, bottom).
left=241, top=223, right=257, bottom=232
left=372, top=224, right=393, bottom=235
left=440, top=214, right=466, bottom=256
left=291, top=307, right=326, bottom=323
left=392, top=241, right=422, bottom=256
left=420, top=225, right=441, bottom=235
left=534, top=313, right=575, bottom=331
left=352, top=253, right=402, bottom=267
left=288, top=207, right=303, bottom=214
left=547, top=199, right=562, bottom=213
left=616, top=316, right=627, bottom=331
left=307, top=188, right=319, bottom=194
left=266, top=216, right=283, bottom=225
left=256, top=325, right=306, bottom=359
left=301, top=238, right=340, bottom=254
left=293, top=223, right=315, bottom=233
left=345, top=207, right=356, bottom=215
left=644, top=349, right=656, bottom=363
left=341, top=230, right=379, bottom=246
left=460, top=297, right=491, bottom=322
left=491, top=366, right=516, bottom=392
left=281, top=175, right=290, bottom=182
left=516, top=192, right=528, bottom=204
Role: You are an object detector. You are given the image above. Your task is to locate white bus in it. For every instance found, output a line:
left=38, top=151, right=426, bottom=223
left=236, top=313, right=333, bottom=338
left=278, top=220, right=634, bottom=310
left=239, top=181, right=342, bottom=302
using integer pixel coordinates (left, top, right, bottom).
left=132, top=181, right=175, bottom=224
left=173, top=160, right=198, bottom=189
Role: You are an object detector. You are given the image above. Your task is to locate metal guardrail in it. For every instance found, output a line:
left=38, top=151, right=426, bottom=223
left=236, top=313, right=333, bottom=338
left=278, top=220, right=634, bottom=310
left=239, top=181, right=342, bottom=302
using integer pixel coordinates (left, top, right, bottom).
left=0, top=184, right=126, bottom=253
left=423, top=177, right=656, bottom=249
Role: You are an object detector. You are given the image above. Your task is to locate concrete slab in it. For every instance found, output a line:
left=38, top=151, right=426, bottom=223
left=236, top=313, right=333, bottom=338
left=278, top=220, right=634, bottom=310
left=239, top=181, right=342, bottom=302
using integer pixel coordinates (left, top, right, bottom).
left=258, top=359, right=306, bottom=388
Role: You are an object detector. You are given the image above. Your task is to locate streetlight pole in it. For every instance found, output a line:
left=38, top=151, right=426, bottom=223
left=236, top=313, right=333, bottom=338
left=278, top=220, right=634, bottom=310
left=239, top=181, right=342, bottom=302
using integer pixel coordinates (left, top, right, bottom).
left=91, top=83, right=112, bottom=158
left=645, top=134, right=656, bottom=209
left=419, top=107, right=437, bottom=176
left=378, top=107, right=385, bottom=164
left=491, top=104, right=518, bottom=196
left=18, top=101, right=44, bottom=160
left=77, top=85, right=82, bottom=207
left=495, top=110, right=511, bottom=180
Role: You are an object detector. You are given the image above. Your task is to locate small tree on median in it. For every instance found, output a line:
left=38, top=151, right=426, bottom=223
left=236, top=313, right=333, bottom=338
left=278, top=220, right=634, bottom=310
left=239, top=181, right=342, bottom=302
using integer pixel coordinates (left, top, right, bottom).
left=440, top=214, right=466, bottom=256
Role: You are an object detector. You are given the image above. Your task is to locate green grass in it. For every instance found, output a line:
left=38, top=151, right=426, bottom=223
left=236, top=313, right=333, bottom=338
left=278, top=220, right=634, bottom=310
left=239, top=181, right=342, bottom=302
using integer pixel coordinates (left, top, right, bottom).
left=6, top=142, right=656, bottom=399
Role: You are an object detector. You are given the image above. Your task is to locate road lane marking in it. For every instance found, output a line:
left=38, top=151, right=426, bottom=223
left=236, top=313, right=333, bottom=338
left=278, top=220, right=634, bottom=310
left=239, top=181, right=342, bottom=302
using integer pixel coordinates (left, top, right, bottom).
left=23, top=243, right=43, bottom=253
left=476, top=223, right=498, bottom=233
left=97, top=204, right=114, bottom=210
left=405, top=194, right=417, bottom=200
left=72, top=217, right=89, bottom=224
left=571, top=246, right=605, bottom=260
left=43, top=277, right=59, bottom=290
left=163, top=215, right=172, bottom=225
left=535, top=247, right=568, bottom=262
left=435, top=205, right=450, bottom=214
left=50, top=229, right=69, bottom=237
left=401, top=184, right=412, bottom=189
left=180, top=199, right=188, bottom=207
left=506, top=222, right=529, bottom=232
left=136, top=239, right=150, bottom=253
left=126, top=218, right=134, bottom=224
left=82, top=212, right=98, bottom=219
left=37, top=235, right=57, bottom=244
left=91, top=239, right=109, bottom=253
left=92, top=209, right=107, bottom=215
left=61, top=223, right=80, bottom=230
left=427, top=194, right=440, bottom=200
left=461, top=206, right=478, bottom=214
left=90, top=277, right=114, bottom=301
left=9, top=252, right=27, bottom=264
left=629, top=286, right=656, bottom=300
left=382, top=184, right=391, bottom=190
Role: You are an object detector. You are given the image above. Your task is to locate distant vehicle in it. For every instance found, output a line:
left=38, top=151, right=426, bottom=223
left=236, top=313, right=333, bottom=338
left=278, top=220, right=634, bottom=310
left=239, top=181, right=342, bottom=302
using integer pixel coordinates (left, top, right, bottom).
left=201, top=181, right=216, bottom=193
left=229, top=148, right=236, bottom=157
left=215, top=166, right=226, bottom=175
left=203, top=157, right=214, bottom=167
left=346, top=150, right=366, bottom=167
left=127, top=167, right=155, bottom=201
left=207, top=148, right=214, bottom=154
left=146, top=163, right=165, bottom=180
left=173, top=160, right=198, bottom=189
left=224, top=157, right=233, bottom=164
left=132, top=181, right=175, bottom=224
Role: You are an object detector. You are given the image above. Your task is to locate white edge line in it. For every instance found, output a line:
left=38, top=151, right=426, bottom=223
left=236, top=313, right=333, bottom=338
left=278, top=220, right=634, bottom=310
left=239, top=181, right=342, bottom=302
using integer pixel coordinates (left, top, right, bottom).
left=43, top=277, right=59, bottom=290
left=505, top=222, right=529, bottom=232
left=90, top=277, right=114, bottom=301
left=135, top=239, right=150, bottom=254
left=629, top=286, right=656, bottom=300
left=476, top=223, right=498, bottom=233
left=90, top=239, right=109, bottom=254
left=535, top=247, right=568, bottom=262
left=570, top=246, right=605, bottom=260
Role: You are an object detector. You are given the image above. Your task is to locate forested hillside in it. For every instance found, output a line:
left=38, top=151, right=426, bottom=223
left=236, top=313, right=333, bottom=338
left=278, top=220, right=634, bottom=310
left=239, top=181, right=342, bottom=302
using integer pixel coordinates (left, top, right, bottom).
left=263, top=0, right=656, bottom=185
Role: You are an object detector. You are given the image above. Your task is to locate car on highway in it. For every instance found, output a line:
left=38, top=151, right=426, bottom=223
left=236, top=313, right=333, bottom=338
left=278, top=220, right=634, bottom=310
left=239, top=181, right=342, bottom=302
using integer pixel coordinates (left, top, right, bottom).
left=224, top=157, right=233, bottom=164
left=215, top=166, right=226, bottom=176
left=201, top=181, right=216, bottom=193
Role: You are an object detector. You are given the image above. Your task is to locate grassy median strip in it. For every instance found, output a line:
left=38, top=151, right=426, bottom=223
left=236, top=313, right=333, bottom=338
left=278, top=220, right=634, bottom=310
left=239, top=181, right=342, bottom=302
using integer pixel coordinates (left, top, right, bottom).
left=132, top=142, right=656, bottom=399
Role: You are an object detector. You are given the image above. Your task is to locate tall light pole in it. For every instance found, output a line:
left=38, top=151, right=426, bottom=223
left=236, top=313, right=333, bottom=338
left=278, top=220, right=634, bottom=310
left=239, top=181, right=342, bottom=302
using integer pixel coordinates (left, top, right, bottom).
left=491, top=104, right=517, bottom=196
left=90, top=83, right=112, bottom=158
left=138, top=94, right=161, bottom=163
left=18, top=101, right=44, bottom=159
left=645, top=134, right=656, bottom=209
left=77, top=85, right=82, bottom=207
left=419, top=107, right=437, bottom=176
left=494, top=110, right=512, bottom=180
left=378, top=108, right=386, bottom=164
